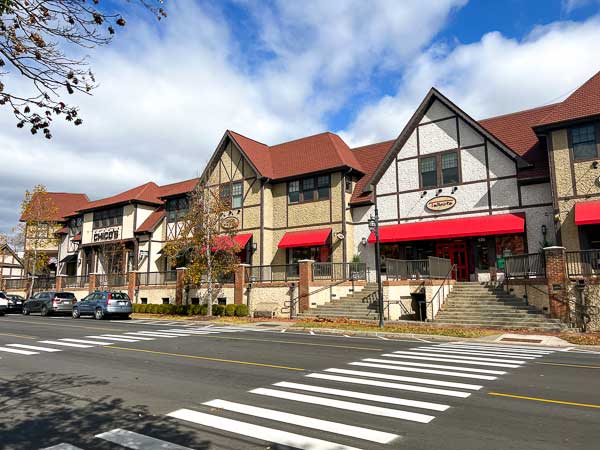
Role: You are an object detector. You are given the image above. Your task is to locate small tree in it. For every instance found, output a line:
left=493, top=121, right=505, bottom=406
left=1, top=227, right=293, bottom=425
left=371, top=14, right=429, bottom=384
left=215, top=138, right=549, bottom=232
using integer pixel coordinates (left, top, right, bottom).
left=16, top=185, right=59, bottom=297
left=96, top=240, right=127, bottom=289
left=162, top=184, right=240, bottom=316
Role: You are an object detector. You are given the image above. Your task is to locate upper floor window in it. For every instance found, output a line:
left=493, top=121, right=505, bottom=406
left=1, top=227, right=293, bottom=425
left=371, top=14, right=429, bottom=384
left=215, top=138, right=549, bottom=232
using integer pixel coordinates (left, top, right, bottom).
left=93, top=207, right=123, bottom=229
left=69, top=217, right=83, bottom=236
left=288, top=175, right=330, bottom=204
left=571, top=125, right=597, bottom=161
left=166, top=197, right=189, bottom=223
left=420, top=151, right=459, bottom=188
left=219, top=181, right=243, bottom=209
left=219, top=183, right=231, bottom=207
left=345, top=178, right=352, bottom=194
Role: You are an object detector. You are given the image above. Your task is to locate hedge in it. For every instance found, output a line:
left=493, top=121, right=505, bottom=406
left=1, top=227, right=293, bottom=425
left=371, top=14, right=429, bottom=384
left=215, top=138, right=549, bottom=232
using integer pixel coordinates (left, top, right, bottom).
left=132, top=303, right=247, bottom=317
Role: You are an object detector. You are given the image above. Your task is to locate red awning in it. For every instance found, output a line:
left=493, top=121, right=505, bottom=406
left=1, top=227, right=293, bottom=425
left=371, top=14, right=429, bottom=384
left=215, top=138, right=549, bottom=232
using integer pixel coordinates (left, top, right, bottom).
left=368, top=213, right=525, bottom=244
left=212, top=233, right=253, bottom=251
left=71, top=233, right=82, bottom=242
left=278, top=228, right=332, bottom=249
left=575, top=201, right=600, bottom=226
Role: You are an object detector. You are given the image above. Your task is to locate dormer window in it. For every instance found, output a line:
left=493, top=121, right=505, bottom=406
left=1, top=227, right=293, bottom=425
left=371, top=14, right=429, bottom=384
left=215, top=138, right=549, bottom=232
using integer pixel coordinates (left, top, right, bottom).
left=571, top=125, right=597, bottom=161
left=166, top=197, right=188, bottom=223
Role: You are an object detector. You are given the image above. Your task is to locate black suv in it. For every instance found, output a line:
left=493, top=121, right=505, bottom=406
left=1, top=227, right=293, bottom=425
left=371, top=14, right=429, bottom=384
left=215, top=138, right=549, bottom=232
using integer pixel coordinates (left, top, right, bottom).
left=22, top=291, right=77, bottom=316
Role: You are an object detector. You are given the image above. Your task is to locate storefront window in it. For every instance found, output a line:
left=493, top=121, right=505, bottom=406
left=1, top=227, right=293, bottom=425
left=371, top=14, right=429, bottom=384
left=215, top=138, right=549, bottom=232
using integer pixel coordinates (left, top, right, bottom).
left=474, top=237, right=490, bottom=270
left=288, top=246, right=330, bottom=263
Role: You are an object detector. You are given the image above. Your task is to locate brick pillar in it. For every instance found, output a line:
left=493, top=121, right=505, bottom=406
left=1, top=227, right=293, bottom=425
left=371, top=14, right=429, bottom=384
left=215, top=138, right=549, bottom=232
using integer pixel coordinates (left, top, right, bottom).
left=56, top=275, right=64, bottom=292
left=88, top=273, right=97, bottom=293
left=234, top=264, right=249, bottom=305
left=175, top=267, right=187, bottom=305
left=544, top=246, right=569, bottom=321
left=128, top=271, right=138, bottom=301
left=298, top=259, right=314, bottom=313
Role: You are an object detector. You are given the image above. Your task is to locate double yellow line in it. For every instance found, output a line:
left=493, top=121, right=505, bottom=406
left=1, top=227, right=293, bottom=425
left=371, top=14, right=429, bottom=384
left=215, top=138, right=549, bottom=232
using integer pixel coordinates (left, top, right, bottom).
left=489, top=392, right=600, bottom=409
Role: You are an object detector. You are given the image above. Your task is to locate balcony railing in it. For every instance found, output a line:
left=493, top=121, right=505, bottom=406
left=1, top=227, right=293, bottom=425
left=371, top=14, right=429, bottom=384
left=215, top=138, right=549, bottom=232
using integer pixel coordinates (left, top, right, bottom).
left=504, top=253, right=546, bottom=279
left=312, top=262, right=367, bottom=281
left=3, top=278, right=27, bottom=290
left=385, top=257, right=452, bottom=280
left=138, top=271, right=177, bottom=286
left=33, top=276, right=56, bottom=290
left=245, top=264, right=299, bottom=283
left=63, top=275, right=89, bottom=289
left=566, top=250, right=600, bottom=277
left=96, top=273, right=128, bottom=288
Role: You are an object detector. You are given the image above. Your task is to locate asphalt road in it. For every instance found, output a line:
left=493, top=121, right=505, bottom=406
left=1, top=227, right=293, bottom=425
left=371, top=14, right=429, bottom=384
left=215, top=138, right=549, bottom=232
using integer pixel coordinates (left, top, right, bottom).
left=0, top=314, right=599, bottom=450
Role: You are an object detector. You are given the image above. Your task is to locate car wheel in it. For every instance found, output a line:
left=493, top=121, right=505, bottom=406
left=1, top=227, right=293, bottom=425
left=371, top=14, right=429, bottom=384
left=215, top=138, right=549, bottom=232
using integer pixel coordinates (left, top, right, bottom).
left=94, top=308, right=104, bottom=320
left=72, top=308, right=80, bottom=319
left=22, top=306, right=30, bottom=315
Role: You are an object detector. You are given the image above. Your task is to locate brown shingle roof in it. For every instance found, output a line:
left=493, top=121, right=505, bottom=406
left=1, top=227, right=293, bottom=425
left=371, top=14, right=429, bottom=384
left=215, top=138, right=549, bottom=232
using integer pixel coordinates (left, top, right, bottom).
left=349, top=140, right=395, bottom=205
left=536, top=71, right=600, bottom=128
left=79, top=182, right=162, bottom=212
left=20, top=192, right=89, bottom=222
left=158, top=178, right=199, bottom=199
left=135, top=206, right=165, bottom=234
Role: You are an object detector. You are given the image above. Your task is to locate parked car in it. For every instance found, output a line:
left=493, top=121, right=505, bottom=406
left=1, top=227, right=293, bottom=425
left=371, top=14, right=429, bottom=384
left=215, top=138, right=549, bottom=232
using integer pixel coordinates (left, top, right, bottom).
left=6, top=294, right=25, bottom=313
left=22, top=291, right=77, bottom=316
left=72, top=291, right=132, bottom=320
left=0, top=292, right=8, bottom=316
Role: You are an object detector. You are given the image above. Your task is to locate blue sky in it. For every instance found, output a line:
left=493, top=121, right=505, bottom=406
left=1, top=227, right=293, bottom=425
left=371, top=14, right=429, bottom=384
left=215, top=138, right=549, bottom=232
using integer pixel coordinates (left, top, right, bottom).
left=1, top=0, right=600, bottom=234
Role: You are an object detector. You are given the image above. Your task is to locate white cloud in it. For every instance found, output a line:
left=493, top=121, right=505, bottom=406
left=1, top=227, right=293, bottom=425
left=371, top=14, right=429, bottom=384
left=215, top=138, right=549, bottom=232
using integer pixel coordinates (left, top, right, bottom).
left=340, top=15, right=600, bottom=146
left=562, top=0, right=600, bottom=13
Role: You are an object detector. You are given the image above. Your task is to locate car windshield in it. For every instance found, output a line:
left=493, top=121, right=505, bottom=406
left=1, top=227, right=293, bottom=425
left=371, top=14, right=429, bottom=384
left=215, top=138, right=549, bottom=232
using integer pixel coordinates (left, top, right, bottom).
left=55, top=293, right=75, bottom=298
left=110, top=292, right=130, bottom=300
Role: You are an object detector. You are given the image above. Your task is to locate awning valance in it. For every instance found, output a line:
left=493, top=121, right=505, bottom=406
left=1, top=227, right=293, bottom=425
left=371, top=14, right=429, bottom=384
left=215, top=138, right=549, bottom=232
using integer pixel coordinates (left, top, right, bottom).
left=212, top=233, right=253, bottom=252
left=575, top=201, right=600, bottom=226
left=60, top=254, right=77, bottom=264
left=368, top=213, right=525, bottom=244
left=278, top=228, right=332, bottom=249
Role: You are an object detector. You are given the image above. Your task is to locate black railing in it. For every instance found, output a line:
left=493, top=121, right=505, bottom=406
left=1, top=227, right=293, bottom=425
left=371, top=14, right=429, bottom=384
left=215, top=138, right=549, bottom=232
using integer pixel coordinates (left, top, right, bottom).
left=138, top=271, right=177, bottom=286
left=504, top=253, right=546, bottom=279
left=96, top=273, right=128, bottom=287
left=566, top=250, right=600, bottom=277
left=3, top=278, right=27, bottom=290
left=33, top=276, right=56, bottom=290
left=312, top=262, right=367, bottom=281
left=63, top=275, right=89, bottom=289
left=385, top=257, right=451, bottom=280
left=245, top=264, right=299, bottom=283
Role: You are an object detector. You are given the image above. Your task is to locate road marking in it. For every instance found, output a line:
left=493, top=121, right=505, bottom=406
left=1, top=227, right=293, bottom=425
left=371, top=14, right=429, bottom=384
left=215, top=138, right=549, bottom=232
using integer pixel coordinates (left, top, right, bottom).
left=0, top=346, right=39, bottom=355
left=95, top=428, right=193, bottom=449
left=204, top=399, right=399, bottom=444
left=0, top=332, right=37, bottom=340
left=309, top=330, right=315, bottom=335
left=392, top=350, right=526, bottom=364
left=168, top=409, right=361, bottom=450
left=377, top=335, right=389, bottom=340
left=281, top=329, right=287, bottom=333
left=124, top=332, right=180, bottom=338
left=324, top=367, right=482, bottom=390
left=251, top=387, right=436, bottom=423
left=0, top=318, right=121, bottom=332
left=41, top=444, right=84, bottom=450
left=382, top=353, right=520, bottom=368
left=60, top=338, right=114, bottom=345
left=488, top=392, right=600, bottom=409
left=415, top=346, right=539, bottom=359
left=160, top=329, right=215, bottom=335
left=351, top=361, right=497, bottom=380
left=439, top=344, right=553, bottom=354
left=85, top=335, right=141, bottom=342
left=105, top=346, right=305, bottom=371
left=7, top=344, right=62, bottom=353
left=38, top=340, right=93, bottom=348
left=274, top=381, right=449, bottom=411
left=535, top=361, right=600, bottom=369
left=100, top=334, right=155, bottom=341
left=198, top=334, right=383, bottom=350
left=307, top=373, right=471, bottom=398
left=377, top=356, right=507, bottom=374
left=136, top=330, right=191, bottom=337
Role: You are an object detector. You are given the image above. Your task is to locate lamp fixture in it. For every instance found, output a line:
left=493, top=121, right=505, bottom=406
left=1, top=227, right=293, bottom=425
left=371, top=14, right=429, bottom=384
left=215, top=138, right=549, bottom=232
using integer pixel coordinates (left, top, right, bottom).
left=593, top=161, right=599, bottom=169
left=252, top=242, right=258, bottom=252
left=436, top=189, right=443, bottom=195
left=421, top=191, right=427, bottom=198
left=361, top=237, right=367, bottom=246
left=451, top=186, right=458, bottom=194
left=541, top=224, right=547, bottom=235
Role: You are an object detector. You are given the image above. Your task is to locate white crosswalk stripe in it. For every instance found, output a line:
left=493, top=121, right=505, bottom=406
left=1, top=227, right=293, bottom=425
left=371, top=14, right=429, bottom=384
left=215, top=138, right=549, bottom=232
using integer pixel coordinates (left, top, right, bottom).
left=85, top=335, right=141, bottom=342
left=101, top=334, right=155, bottom=341
left=381, top=352, right=521, bottom=368
left=168, top=408, right=363, bottom=450
left=437, top=343, right=554, bottom=354
left=95, top=428, right=193, bottom=449
left=124, top=332, right=180, bottom=338
left=391, top=350, right=526, bottom=364
left=204, top=399, right=399, bottom=444
left=136, top=330, right=191, bottom=336
left=413, top=346, right=540, bottom=359
left=41, top=444, right=84, bottom=450
left=273, top=381, right=450, bottom=411
left=60, top=338, right=114, bottom=346
left=350, top=361, right=498, bottom=380
left=0, top=346, right=39, bottom=355
left=38, top=340, right=92, bottom=348
left=7, top=344, right=62, bottom=353
left=374, top=357, right=508, bottom=374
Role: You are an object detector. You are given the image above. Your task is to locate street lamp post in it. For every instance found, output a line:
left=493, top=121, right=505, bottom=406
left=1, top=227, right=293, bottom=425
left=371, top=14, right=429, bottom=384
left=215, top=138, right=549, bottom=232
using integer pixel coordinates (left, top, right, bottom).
left=368, top=206, right=384, bottom=328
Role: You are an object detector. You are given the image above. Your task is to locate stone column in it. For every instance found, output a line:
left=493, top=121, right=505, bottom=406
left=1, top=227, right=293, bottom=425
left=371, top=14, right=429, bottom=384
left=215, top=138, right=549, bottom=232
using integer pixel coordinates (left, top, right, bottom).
left=298, top=259, right=314, bottom=313
left=128, top=271, right=138, bottom=301
left=56, top=275, right=64, bottom=292
left=544, top=246, right=569, bottom=321
left=88, top=273, right=97, bottom=293
left=175, top=267, right=187, bottom=305
left=234, top=264, right=249, bottom=305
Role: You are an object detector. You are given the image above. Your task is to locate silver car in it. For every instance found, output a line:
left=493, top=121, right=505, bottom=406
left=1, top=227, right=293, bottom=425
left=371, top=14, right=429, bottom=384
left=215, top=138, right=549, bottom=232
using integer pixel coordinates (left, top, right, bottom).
left=72, top=291, right=132, bottom=320
left=22, top=291, right=77, bottom=316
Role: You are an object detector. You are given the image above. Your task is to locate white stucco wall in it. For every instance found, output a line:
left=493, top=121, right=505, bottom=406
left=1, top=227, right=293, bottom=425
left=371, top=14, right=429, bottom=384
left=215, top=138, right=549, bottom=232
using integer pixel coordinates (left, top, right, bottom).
left=458, top=118, right=484, bottom=147
left=521, top=182, right=553, bottom=206
left=420, top=99, right=453, bottom=123
left=460, top=146, right=487, bottom=182
left=488, top=143, right=516, bottom=178
left=490, top=178, right=520, bottom=208
left=418, top=118, right=458, bottom=154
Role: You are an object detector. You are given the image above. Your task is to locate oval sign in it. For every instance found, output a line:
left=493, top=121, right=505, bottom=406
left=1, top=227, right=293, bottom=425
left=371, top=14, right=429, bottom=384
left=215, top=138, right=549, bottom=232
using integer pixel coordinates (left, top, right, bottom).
left=426, top=196, right=456, bottom=212
left=221, top=216, right=240, bottom=230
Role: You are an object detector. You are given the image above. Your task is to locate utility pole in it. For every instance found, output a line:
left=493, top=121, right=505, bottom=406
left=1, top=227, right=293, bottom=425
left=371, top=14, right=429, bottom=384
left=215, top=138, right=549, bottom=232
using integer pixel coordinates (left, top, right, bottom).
left=205, top=188, right=213, bottom=317
left=368, top=206, right=384, bottom=328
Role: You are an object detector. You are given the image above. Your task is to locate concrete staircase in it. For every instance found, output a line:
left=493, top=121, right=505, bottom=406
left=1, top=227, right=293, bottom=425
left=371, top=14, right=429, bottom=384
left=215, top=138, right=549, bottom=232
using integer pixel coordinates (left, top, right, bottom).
left=434, top=282, right=566, bottom=331
left=297, top=283, right=380, bottom=320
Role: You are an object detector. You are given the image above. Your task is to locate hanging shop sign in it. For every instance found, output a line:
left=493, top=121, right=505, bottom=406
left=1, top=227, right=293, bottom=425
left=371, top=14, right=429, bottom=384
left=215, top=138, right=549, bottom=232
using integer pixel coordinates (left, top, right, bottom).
left=220, top=216, right=240, bottom=230
left=93, top=226, right=121, bottom=243
left=426, top=196, right=456, bottom=212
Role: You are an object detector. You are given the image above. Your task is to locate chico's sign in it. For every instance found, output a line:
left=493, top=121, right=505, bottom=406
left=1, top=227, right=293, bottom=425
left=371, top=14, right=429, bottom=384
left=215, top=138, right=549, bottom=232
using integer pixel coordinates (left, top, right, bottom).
left=93, top=226, right=121, bottom=243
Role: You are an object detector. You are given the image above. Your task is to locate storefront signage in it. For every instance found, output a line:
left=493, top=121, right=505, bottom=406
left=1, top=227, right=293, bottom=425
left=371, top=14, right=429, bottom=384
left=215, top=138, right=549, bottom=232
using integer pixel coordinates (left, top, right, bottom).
left=220, top=216, right=239, bottom=230
left=426, top=196, right=456, bottom=212
left=93, top=226, right=121, bottom=243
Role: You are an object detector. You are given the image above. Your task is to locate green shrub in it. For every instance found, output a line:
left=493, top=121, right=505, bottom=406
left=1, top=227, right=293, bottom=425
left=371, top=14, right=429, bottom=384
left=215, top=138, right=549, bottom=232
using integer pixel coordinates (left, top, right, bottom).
left=199, top=304, right=208, bottom=316
left=225, top=304, right=237, bottom=316
left=234, top=304, right=248, bottom=317
left=212, top=304, right=225, bottom=316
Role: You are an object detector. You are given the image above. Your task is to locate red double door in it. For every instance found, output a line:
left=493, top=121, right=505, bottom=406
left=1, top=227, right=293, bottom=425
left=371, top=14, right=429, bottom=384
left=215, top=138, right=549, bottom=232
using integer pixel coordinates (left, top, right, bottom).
left=436, top=241, right=469, bottom=281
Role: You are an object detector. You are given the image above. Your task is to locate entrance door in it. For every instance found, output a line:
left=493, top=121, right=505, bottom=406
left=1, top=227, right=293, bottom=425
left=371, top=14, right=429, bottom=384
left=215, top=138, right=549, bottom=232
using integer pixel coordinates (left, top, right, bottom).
left=436, top=241, right=469, bottom=281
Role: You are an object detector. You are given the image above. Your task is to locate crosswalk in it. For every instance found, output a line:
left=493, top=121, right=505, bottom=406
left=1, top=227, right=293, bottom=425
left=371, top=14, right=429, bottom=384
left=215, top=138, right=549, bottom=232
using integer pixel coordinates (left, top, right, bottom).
left=41, top=341, right=559, bottom=450
left=0, top=326, right=250, bottom=358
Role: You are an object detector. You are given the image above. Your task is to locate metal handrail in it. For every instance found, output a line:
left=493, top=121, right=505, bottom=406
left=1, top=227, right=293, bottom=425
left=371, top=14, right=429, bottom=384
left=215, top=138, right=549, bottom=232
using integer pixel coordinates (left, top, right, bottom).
left=426, top=264, right=457, bottom=320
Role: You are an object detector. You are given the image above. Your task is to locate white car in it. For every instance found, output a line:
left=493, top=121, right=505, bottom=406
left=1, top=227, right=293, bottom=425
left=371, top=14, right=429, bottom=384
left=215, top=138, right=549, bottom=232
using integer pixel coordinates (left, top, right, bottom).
left=0, top=292, right=8, bottom=316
